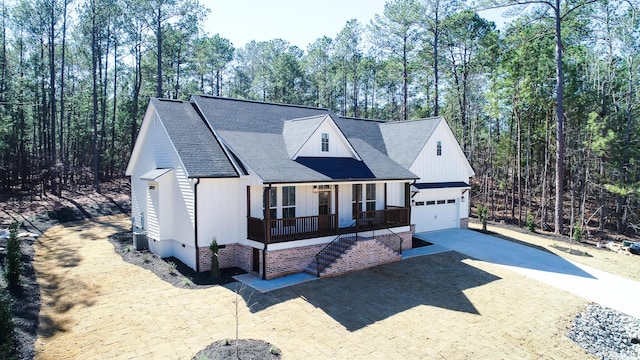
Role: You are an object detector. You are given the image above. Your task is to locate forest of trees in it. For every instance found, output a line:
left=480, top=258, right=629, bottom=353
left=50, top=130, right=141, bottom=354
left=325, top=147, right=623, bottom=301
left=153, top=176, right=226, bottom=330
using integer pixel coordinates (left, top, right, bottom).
left=0, top=0, right=637, bottom=238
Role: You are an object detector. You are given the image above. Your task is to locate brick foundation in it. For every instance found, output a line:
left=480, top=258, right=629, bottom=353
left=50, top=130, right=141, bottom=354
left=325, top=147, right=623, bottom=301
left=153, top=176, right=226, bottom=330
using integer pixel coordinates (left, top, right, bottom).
left=322, top=239, right=400, bottom=277
left=198, top=243, right=255, bottom=275
left=375, top=231, right=413, bottom=251
left=264, top=244, right=325, bottom=280
left=196, top=229, right=413, bottom=280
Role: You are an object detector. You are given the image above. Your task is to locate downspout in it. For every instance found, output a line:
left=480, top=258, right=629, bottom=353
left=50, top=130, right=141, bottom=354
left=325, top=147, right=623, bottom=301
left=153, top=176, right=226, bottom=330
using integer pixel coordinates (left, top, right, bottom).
left=193, top=178, right=201, bottom=272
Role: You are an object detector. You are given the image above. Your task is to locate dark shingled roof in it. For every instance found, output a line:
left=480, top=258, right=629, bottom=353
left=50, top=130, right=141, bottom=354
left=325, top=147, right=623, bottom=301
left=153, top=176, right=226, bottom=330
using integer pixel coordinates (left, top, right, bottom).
left=380, top=118, right=440, bottom=168
left=294, top=157, right=375, bottom=180
left=151, top=98, right=239, bottom=178
left=191, top=96, right=417, bottom=183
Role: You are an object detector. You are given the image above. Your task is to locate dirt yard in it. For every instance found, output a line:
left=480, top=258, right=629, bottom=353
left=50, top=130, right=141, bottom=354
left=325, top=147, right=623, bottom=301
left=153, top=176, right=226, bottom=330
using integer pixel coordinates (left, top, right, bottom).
left=32, top=215, right=594, bottom=359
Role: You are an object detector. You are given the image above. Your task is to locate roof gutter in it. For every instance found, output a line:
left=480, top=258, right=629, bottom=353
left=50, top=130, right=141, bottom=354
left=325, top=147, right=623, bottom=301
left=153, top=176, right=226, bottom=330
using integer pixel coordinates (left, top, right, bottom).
left=192, top=177, right=201, bottom=272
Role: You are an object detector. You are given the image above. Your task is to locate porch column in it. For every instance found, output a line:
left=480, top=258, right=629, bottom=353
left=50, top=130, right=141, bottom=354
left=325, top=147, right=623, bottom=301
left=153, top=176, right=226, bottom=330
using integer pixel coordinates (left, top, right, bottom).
left=405, top=182, right=411, bottom=224
left=263, top=186, right=271, bottom=245
left=334, top=184, right=339, bottom=230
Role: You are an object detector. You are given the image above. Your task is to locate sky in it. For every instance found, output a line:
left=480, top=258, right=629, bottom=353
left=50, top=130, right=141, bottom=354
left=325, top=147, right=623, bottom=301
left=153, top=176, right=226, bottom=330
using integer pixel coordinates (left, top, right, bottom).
left=203, top=1, right=508, bottom=51
left=203, top=0, right=392, bottom=50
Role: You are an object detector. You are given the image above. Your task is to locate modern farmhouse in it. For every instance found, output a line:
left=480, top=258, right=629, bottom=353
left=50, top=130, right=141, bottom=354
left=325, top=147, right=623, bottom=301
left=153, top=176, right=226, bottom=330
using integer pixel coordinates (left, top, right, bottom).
left=126, top=95, right=474, bottom=279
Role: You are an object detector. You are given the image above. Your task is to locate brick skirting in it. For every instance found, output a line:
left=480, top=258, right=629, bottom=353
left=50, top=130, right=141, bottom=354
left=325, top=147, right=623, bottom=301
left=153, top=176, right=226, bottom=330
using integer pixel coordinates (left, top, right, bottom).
left=197, top=229, right=413, bottom=280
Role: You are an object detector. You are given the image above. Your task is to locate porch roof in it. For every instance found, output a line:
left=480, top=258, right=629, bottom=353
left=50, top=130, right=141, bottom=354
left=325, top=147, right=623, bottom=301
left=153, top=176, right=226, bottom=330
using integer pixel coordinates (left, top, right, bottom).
left=140, top=168, right=173, bottom=181
left=412, top=181, right=470, bottom=190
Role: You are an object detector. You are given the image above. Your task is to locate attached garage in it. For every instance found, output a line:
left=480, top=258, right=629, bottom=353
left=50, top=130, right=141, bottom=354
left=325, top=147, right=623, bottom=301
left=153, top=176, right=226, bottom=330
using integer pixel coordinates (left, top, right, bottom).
left=411, top=182, right=470, bottom=233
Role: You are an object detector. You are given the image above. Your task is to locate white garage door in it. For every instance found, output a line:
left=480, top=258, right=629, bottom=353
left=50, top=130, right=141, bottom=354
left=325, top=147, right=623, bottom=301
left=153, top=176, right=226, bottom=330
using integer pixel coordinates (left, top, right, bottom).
left=412, top=198, right=459, bottom=233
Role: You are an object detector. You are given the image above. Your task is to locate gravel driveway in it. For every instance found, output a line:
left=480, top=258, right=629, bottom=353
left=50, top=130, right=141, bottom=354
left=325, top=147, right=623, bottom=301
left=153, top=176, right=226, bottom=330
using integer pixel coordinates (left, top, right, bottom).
left=34, top=215, right=592, bottom=359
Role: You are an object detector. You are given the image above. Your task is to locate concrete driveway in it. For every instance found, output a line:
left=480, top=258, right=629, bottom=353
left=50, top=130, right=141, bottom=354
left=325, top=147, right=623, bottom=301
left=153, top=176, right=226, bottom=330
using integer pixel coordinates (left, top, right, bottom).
left=415, top=229, right=640, bottom=319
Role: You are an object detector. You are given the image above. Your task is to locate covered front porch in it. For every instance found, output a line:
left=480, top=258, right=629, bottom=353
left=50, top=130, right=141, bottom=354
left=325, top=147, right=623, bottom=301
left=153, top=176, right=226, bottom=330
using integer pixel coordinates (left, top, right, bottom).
left=246, top=182, right=412, bottom=244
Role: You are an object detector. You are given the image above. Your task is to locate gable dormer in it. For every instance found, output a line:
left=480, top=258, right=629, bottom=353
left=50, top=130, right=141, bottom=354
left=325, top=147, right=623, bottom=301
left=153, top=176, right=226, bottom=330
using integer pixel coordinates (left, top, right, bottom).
left=283, top=114, right=361, bottom=160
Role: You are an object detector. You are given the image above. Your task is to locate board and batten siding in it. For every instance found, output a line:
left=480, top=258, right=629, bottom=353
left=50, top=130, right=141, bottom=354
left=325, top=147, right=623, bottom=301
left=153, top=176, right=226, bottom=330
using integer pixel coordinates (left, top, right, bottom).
left=129, top=107, right=196, bottom=268
left=409, top=122, right=472, bottom=183
left=296, top=120, right=355, bottom=158
left=197, top=178, right=246, bottom=247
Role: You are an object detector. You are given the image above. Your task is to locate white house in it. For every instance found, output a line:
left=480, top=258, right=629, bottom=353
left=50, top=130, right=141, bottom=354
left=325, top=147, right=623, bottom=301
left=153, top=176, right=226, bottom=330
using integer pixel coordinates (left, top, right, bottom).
left=125, top=96, right=474, bottom=279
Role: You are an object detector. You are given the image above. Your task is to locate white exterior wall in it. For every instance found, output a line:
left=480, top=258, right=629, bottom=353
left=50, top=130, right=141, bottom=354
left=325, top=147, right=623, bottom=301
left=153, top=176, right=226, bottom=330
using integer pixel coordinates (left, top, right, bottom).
left=197, top=178, right=246, bottom=247
left=296, top=120, right=355, bottom=158
left=409, top=122, right=471, bottom=183
left=409, top=121, right=472, bottom=231
left=128, top=106, right=196, bottom=269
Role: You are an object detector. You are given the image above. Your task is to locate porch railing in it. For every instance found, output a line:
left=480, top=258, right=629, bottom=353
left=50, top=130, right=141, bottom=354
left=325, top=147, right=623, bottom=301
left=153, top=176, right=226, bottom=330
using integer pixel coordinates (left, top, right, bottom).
left=356, top=207, right=409, bottom=232
left=247, top=207, right=409, bottom=244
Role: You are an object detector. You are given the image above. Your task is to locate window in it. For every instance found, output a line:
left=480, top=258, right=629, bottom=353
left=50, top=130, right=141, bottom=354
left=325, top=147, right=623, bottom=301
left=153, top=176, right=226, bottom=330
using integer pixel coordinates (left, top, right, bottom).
left=282, top=186, right=296, bottom=219
left=426, top=201, right=436, bottom=205
left=415, top=201, right=425, bottom=206
left=437, top=200, right=446, bottom=204
left=437, top=141, right=442, bottom=156
left=366, top=184, right=376, bottom=212
left=352, top=184, right=362, bottom=219
left=263, top=187, right=277, bottom=220
left=321, top=133, right=329, bottom=152
left=447, top=199, right=456, bottom=204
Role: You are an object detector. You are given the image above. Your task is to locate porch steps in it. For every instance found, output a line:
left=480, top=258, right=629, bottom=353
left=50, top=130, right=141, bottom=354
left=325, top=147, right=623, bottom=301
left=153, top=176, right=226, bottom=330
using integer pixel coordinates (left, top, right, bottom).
left=304, top=234, right=401, bottom=277
left=304, top=235, right=358, bottom=277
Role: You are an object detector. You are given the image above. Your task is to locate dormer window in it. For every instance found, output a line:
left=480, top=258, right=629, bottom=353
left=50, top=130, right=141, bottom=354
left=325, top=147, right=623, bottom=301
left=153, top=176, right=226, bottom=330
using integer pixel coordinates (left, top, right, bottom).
left=321, top=133, right=329, bottom=152
left=437, top=141, right=442, bottom=156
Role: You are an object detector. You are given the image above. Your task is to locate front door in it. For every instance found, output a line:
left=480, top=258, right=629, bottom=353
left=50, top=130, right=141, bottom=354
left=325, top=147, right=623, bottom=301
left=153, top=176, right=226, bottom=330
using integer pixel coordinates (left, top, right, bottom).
left=318, top=191, right=331, bottom=215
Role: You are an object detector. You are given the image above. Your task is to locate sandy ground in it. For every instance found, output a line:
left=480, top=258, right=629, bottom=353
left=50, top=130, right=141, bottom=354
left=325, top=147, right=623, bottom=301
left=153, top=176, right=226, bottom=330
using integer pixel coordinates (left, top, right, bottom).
left=32, top=215, right=594, bottom=359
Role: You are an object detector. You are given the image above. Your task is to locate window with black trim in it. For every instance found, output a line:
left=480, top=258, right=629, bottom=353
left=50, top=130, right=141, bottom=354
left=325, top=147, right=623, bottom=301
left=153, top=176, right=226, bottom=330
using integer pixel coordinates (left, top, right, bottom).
left=352, top=184, right=361, bottom=219
left=321, top=133, right=329, bottom=152
left=437, top=141, right=442, bottom=156
left=366, top=184, right=376, bottom=212
left=263, top=187, right=277, bottom=220
left=282, top=186, right=296, bottom=219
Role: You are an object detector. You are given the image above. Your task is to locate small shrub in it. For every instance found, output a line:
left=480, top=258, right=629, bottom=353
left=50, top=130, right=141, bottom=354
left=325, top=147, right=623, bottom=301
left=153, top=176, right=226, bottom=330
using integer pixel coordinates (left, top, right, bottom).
left=181, top=277, right=194, bottom=287
left=0, top=289, right=15, bottom=357
left=477, top=204, right=488, bottom=233
left=223, top=338, right=230, bottom=346
left=124, top=245, right=133, bottom=253
left=4, top=222, right=22, bottom=288
left=269, top=345, right=281, bottom=355
left=573, top=225, right=583, bottom=243
left=167, top=261, right=177, bottom=275
left=142, top=254, right=151, bottom=263
left=526, top=214, right=536, bottom=233
left=209, top=238, right=220, bottom=279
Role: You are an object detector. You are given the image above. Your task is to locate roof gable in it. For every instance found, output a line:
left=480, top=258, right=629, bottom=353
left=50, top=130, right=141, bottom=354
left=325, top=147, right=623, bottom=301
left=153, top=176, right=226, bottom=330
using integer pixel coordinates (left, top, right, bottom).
left=380, top=117, right=440, bottom=168
left=286, top=114, right=361, bottom=160
left=127, top=98, right=239, bottom=178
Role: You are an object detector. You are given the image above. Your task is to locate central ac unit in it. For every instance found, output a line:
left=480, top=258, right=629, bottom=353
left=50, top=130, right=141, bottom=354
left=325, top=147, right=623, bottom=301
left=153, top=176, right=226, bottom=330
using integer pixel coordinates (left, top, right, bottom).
left=133, top=232, right=148, bottom=251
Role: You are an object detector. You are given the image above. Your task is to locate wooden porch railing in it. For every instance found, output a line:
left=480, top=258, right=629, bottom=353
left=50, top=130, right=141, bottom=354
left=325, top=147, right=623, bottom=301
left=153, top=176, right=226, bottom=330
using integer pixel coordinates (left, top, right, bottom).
left=247, top=214, right=337, bottom=243
left=247, top=207, right=409, bottom=244
left=356, top=207, right=409, bottom=231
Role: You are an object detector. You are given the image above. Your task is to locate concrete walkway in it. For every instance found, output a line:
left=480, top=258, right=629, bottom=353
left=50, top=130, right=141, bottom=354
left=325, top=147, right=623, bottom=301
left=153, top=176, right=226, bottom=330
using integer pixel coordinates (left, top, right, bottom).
left=415, top=229, right=640, bottom=319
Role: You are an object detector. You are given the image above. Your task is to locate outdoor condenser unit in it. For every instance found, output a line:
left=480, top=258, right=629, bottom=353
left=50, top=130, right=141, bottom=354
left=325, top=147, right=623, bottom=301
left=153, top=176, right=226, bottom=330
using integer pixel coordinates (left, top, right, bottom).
left=133, top=232, right=148, bottom=251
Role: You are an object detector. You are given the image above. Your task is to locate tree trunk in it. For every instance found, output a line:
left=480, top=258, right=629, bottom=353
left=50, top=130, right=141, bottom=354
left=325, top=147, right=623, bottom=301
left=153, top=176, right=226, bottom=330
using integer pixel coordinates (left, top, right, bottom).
left=553, top=1, right=565, bottom=234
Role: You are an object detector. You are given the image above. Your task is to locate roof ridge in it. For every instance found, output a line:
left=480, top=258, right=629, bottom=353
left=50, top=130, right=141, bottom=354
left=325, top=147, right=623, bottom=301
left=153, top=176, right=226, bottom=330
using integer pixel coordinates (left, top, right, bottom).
left=193, top=95, right=329, bottom=111
left=285, top=114, right=329, bottom=123
left=339, top=116, right=386, bottom=123
left=380, top=116, right=443, bottom=125
left=155, top=98, right=187, bottom=103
